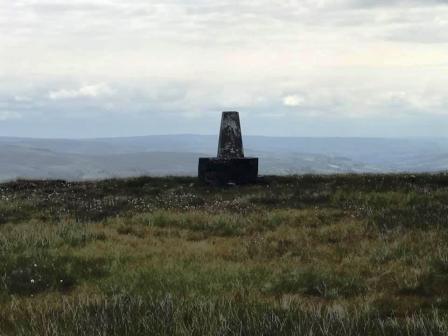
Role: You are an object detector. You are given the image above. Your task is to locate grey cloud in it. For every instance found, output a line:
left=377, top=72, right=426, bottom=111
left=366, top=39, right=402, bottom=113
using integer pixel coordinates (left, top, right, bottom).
left=2, top=0, right=448, bottom=46
left=1, top=1, right=448, bottom=138
left=1, top=75, right=448, bottom=137
left=384, top=24, right=448, bottom=43
left=345, top=0, right=448, bottom=8
left=27, top=2, right=109, bottom=13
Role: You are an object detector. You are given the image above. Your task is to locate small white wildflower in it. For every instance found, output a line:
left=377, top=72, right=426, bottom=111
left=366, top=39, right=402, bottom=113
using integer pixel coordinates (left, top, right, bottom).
left=33, top=263, right=37, bottom=267
left=60, top=279, right=63, bottom=283
left=30, top=279, right=35, bottom=284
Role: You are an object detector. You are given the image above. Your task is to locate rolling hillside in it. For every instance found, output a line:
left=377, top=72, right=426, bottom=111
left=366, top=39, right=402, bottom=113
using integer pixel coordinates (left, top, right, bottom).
left=1, top=136, right=448, bottom=181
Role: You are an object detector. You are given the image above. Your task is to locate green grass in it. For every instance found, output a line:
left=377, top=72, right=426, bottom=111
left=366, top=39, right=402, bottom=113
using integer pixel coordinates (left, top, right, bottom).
left=1, top=174, right=448, bottom=334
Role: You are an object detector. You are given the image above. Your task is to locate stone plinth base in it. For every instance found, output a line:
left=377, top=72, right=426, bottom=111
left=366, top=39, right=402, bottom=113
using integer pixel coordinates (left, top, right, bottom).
left=198, top=157, right=258, bottom=185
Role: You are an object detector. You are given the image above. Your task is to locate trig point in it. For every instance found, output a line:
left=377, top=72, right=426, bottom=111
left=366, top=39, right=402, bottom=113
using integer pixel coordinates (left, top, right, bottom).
left=198, top=111, right=258, bottom=185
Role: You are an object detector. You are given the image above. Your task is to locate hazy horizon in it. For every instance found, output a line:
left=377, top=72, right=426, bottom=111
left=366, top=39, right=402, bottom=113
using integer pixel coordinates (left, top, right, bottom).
left=2, top=135, right=448, bottom=181
left=2, top=134, right=448, bottom=140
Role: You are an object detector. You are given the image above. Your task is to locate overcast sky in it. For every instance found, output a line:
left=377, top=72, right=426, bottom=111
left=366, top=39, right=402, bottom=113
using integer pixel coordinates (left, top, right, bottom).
left=1, top=0, right=448, bottom=138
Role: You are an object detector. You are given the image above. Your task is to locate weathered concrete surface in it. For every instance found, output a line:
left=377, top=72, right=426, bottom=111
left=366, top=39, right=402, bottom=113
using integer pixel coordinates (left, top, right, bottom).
left=217, top=112, right=244, bottom=159
left=198, top=111, right=259, bottom=185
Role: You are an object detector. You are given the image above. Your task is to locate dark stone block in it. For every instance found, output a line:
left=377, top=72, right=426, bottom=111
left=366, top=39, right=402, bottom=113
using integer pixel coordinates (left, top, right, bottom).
left=198, top=157, right=258, bottom=185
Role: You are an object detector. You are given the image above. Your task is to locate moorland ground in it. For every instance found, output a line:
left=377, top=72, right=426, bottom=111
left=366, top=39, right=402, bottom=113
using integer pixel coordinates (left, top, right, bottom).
left=1, top=174, right=448, bottom=335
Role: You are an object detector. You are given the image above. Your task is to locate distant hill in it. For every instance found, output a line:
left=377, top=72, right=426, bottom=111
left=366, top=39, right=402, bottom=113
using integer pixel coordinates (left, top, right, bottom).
left=1, top=135, right=448, bottom=181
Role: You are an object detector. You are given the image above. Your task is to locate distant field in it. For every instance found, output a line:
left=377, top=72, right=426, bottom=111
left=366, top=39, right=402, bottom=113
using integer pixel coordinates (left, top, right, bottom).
left=1, top=175, right=448, bottom=335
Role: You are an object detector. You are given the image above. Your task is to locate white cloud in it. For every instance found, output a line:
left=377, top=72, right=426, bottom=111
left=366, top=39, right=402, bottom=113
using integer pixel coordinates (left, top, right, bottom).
left=283, top=95, right=306, bottom=107
left=48, top=83, right=113, bottom=100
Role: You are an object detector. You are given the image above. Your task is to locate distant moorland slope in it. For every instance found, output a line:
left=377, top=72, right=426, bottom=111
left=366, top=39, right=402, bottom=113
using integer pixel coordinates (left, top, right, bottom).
left=1, top=135, right=448, bottom=181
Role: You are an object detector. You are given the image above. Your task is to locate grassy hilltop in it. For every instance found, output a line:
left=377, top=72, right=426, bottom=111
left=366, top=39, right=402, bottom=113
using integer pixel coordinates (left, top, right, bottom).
left=1, top=174, right=448, bottom=335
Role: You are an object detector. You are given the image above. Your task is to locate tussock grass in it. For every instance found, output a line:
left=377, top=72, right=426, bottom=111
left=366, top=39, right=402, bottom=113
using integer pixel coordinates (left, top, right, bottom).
left=2, top=295, right=448, bottom=336
left=266, top=267, right=367, bottom=299
left=1, top=174, right=448, bottom=334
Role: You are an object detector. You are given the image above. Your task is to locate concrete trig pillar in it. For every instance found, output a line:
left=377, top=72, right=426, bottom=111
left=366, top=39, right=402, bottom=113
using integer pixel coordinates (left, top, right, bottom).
left=217, top=111, right=244, bottom=159
left=198, top=111, right=258, bottom=185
